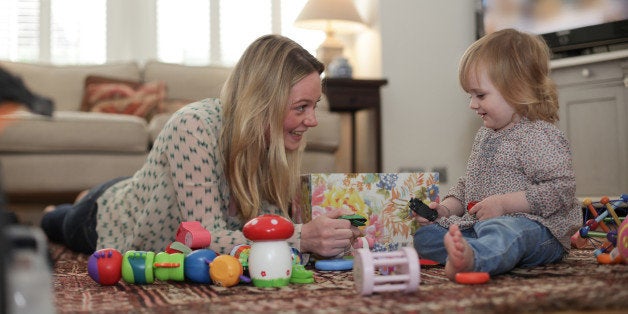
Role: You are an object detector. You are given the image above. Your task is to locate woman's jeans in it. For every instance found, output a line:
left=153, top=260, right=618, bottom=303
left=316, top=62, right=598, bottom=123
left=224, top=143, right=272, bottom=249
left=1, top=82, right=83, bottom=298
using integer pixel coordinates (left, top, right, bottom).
left=413, top=216, right=565, bottom=275
left=41, top=176, right=128, bottom=254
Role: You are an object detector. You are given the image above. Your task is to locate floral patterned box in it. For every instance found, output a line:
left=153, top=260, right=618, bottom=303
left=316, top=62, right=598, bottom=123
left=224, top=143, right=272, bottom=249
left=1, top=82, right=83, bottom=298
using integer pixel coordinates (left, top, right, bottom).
left=294, top=173, right=440, bottom=252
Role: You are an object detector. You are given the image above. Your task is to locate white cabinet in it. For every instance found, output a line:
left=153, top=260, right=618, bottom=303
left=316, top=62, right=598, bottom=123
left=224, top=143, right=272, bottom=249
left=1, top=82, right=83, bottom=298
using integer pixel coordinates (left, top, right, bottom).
left=552, top=53, right=628, bottom=197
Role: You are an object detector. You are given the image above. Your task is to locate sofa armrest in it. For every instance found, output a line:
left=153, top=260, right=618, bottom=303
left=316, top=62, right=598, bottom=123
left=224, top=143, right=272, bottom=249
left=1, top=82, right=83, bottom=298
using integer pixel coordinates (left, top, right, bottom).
left=147, top=113, right=173, bottom=143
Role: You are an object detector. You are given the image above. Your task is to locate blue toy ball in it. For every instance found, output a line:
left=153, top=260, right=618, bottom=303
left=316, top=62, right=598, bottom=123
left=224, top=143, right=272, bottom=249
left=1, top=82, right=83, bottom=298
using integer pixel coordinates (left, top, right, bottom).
left=184, top=249, right=218, bottom=283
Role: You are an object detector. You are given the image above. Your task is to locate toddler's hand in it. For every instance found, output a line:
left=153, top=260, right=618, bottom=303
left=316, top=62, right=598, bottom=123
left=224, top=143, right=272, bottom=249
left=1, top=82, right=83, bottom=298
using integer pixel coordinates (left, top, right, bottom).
left=468, top=195, right=505, bottom=220
left=414, top=202, right=441, bottom=226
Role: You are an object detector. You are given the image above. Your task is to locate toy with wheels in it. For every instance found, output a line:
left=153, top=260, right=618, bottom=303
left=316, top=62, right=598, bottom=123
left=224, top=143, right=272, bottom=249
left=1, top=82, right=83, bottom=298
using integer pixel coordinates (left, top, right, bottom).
left=353, top=247, right=420, bottom=296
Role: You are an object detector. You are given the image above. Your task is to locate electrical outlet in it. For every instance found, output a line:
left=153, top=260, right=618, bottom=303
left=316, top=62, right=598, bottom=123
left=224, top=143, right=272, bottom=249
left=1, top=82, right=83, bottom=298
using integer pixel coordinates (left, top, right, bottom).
left=398, top=167, right=425, bottom=173
left=432, top=167, right=447, bottom=183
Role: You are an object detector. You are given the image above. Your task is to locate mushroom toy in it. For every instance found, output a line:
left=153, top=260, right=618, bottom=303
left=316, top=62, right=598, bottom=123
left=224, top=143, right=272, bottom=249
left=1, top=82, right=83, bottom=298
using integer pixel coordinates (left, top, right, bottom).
left=243, top=214, right=295, bottom=287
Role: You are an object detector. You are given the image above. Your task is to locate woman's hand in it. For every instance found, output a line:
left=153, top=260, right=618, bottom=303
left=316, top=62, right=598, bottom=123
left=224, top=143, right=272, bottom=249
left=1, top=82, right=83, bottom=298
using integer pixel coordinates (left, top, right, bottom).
left=300, top=208, right=362, bottom=257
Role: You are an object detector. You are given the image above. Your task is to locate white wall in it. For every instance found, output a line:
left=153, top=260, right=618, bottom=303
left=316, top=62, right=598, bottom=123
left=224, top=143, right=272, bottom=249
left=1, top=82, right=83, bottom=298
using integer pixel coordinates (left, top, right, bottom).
left=371, top=0, right=481, bottom=193
left=108, top=0, right=479, bottom=194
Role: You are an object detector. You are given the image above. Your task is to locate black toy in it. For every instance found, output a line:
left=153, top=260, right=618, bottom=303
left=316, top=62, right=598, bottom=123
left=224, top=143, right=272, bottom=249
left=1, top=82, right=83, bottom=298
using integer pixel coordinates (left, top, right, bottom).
left=408, top=198, right=438, bottom=221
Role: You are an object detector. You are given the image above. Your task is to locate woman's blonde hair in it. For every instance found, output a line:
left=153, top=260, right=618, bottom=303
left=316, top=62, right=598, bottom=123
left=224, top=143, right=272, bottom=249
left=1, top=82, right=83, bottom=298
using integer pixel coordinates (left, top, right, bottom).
left=219, top=34, right=324, bottom=221
left=459, top=28, right=559, bottom=123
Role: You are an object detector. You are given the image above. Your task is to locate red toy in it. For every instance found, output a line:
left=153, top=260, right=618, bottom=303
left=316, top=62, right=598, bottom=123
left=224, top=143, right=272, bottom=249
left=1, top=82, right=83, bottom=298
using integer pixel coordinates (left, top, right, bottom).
left=467, top=201, right=478, bottom=211
left=176, top=221, right=212, bottom=249
left=87, top=248, right=123, bottom=285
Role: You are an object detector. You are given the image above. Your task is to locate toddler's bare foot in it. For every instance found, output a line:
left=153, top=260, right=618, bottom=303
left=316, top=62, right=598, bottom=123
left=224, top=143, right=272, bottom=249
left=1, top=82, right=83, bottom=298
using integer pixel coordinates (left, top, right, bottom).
left=43, top=205, right=56, bottom=213
left=444, top=224, right=474, bottom=281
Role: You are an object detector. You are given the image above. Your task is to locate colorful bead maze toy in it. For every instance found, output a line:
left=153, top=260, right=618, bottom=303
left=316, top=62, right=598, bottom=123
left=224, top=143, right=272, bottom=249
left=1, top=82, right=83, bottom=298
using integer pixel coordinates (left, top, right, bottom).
left=575, top=195, right=627, bottom=264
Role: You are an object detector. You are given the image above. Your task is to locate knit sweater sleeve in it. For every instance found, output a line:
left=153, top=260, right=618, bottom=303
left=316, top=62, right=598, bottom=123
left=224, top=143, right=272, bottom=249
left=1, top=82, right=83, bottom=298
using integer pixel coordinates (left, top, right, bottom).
left=520, top=123, right=576, bottom=218
left=165, top=99, right=248, bottom=254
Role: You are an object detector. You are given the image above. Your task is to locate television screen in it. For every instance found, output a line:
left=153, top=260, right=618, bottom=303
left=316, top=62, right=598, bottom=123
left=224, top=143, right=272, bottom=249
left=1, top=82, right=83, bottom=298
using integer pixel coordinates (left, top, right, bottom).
left=476, top=0, right=628, bottom=57
left=479, top=0, right=628, bottom=36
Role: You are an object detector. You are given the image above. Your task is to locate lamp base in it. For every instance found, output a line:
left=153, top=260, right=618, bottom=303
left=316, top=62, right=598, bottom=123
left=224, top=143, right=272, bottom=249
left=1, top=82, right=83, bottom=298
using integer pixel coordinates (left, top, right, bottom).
left=317, top=32, right=344, bottom=70
left=317, top=45, right=343, bottom=70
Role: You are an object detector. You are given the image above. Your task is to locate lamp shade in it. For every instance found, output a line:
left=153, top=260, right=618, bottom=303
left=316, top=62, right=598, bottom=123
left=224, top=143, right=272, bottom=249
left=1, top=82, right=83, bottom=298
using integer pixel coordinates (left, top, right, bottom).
left=294, top=0, right=365, bottom=33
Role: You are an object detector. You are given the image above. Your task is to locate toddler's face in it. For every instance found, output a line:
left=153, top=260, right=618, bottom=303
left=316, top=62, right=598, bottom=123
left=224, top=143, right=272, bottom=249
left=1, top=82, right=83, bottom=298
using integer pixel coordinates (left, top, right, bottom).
left=465, top=67, right=518, bottom=131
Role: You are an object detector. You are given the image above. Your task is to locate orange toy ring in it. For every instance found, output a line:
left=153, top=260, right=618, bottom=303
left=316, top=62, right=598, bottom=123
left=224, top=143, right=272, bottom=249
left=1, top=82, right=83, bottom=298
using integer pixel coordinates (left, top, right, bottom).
left=455, top=272, right=490, bottom=284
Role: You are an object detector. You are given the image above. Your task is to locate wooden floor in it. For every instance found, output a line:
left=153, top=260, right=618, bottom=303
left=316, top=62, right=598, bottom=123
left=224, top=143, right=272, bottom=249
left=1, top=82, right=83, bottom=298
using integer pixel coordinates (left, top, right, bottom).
left=6, top=191, right=78, bottom=226
left=8, top=202, right=47, bottom=226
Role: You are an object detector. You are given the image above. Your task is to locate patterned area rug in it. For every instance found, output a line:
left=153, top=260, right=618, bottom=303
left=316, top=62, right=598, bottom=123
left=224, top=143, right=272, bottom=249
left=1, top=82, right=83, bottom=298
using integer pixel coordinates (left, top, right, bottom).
left=50, top=243, right=628, bottom=313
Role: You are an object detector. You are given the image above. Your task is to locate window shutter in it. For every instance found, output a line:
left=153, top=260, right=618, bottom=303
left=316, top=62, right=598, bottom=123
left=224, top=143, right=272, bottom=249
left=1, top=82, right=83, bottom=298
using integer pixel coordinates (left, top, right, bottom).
left=50, top=0, right=106, bottom=64
left=2, top=0, right=324, bottom=65
left=157, top=0, right=211, bottom=65
left=0, top=0, right=40, bottom=61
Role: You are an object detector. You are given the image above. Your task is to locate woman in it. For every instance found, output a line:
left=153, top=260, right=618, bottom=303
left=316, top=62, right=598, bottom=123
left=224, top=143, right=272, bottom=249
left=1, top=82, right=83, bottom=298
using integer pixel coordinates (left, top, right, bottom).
left=42, top=34, right=360, bottom=257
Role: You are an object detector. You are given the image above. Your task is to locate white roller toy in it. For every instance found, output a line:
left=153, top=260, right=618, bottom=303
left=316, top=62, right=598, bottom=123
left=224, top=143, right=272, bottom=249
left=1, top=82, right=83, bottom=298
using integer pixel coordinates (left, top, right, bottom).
left=353, top=247, right=420, bottom=296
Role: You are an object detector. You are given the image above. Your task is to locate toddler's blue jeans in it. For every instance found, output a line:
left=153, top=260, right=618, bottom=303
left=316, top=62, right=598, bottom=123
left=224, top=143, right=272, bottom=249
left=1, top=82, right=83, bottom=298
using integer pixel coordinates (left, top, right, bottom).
left=413, top=216, right=566, bottom=275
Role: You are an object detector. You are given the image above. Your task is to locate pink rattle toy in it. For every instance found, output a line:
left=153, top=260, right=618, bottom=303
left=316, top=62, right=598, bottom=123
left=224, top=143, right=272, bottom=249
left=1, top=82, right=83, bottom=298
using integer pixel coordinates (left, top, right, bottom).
left=353, top=247, right=420, bottom=296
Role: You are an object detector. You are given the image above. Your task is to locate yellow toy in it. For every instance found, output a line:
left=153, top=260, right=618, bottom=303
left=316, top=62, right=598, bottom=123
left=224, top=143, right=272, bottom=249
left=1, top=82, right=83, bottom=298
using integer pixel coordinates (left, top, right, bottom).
left=209, top=255, right=244, bottom=287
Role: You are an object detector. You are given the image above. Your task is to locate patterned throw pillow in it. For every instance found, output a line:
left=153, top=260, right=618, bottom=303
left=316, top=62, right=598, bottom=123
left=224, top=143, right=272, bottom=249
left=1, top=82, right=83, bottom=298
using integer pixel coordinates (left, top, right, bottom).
left=81, top=75, right=167, bottom=119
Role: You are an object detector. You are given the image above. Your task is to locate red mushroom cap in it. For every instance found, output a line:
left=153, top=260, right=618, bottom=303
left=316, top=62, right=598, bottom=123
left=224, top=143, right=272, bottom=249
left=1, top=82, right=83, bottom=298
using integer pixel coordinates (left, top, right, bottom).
left=242, top=214, right=295, bottom=241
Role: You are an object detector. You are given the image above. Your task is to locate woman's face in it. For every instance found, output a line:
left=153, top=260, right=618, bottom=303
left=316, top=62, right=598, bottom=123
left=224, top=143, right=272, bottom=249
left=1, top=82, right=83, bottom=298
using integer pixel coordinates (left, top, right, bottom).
left=466, top=66, right=519, bottom=131
left=283, top=72, right=322, bottom=151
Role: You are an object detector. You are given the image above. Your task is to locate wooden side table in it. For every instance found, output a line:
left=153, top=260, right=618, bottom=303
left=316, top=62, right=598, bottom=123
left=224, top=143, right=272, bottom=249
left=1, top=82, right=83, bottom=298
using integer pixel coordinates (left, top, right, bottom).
left=323, top=78, right=388, bottom=172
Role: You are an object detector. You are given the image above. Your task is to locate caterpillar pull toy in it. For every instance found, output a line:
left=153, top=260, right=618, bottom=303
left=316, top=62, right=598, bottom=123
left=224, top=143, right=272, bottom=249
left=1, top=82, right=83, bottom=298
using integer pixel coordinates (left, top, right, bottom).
left=87, top=247, right=245, bottom=286
left=87, top=220, right=245, bottom=287
left=87, top=220, right=311, bottom=287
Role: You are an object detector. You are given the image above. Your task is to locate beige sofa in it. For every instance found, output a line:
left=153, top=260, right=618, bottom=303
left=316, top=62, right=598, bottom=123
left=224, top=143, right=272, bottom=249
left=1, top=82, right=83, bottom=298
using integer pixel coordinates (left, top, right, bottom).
left=0, top=60, right=343, bottom=199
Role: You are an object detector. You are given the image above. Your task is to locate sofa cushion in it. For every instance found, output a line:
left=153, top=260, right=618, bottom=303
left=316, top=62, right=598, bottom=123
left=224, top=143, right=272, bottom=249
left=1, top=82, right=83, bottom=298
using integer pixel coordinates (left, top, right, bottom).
left=0, top=153, right=146, bottom=193
left=143, top=61, right=231, bottom=102
left=81, top=75, right=166, bottom=119
left=0, top=60, right=141, bottom=111
left=147, top=112, right=173, bottom=143
left=0, top=110, right=149, bottom=153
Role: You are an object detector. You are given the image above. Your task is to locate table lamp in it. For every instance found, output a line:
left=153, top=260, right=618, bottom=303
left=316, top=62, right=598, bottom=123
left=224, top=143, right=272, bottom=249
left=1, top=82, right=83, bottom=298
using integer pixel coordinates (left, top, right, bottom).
left=294, top=0, right=365, bottom=68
